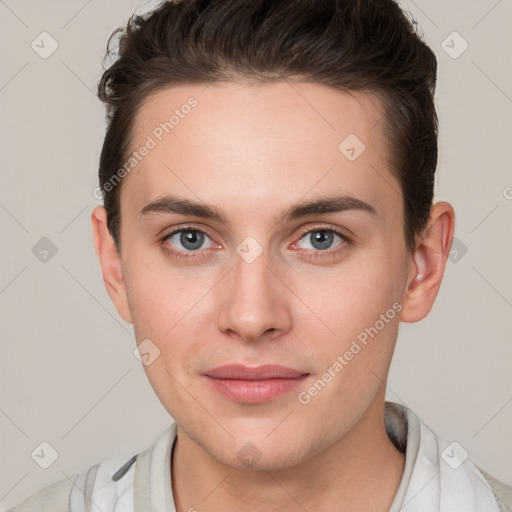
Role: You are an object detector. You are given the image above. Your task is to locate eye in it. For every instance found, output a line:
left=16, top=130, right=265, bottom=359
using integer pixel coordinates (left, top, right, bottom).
left=294, top=227, right=349, bottom=254
left=162, top=227, right=216, bottom=258
left=160, top=225, right=351, bottom=261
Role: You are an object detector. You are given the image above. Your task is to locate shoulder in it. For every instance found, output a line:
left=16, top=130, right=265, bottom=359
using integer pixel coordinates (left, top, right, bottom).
left=7, top=424, right=177, bottom=512
left=7, top=452, right=138, bottom=512
left=7, top=454, right=138, bottom=512
left=477, top=466, right=512, bottom=512
left=7, top=476, right=75, bottom=512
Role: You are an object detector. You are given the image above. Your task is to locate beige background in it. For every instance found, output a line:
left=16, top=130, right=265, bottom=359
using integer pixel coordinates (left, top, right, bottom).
left=1, top=0, right=511, bottom=509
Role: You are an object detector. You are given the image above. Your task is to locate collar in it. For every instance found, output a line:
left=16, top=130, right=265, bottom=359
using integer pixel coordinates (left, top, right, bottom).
left=72, top=402, right=501, bottom=511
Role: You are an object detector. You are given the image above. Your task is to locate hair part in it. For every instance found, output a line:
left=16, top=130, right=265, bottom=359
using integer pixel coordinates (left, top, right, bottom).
left=97, top=0, right=438, bottom=254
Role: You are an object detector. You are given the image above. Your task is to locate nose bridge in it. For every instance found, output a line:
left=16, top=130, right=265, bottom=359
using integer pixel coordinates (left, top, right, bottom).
left=233, top=241, right=273, bottom=298
left=217, top=238, right=290, bottom=341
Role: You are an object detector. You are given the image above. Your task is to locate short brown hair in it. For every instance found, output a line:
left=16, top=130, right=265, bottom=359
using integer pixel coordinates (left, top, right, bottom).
left=97, top=0, right=438, bottom=253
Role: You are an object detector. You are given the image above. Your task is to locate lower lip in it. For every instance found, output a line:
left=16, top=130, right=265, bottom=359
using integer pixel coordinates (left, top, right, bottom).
left=203, top=374, right=309, bottom=403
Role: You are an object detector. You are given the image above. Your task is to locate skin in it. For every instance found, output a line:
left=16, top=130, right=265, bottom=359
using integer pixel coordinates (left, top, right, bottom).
left=91, top=81, right=455, bottom=512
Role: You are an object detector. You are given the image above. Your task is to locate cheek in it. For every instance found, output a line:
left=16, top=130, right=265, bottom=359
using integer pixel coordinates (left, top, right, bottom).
left=125, top=261, right=207, bottom=417
left=122, top=248, right=202, bottom=336
left=296, top=250, right=405, bottom=340
left=290, top=247, right=406, bottom=400
left=123, top=252, right=215, bottom=381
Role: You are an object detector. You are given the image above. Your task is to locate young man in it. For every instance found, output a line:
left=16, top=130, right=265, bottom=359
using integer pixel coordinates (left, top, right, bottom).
left=9, top=0, right=511, bottom=511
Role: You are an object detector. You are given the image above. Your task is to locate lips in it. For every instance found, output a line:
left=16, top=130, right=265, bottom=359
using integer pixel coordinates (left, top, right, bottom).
left=202, top=364, right=310, bottom=403
left=204, top=364, right=307, bottom=380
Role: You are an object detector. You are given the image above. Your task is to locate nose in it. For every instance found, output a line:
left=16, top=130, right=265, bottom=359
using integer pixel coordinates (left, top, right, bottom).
left=216, top=244, right=292, bottom=344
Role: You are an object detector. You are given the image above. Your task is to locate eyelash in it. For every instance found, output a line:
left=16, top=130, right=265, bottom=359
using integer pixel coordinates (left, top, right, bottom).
left=159, top=224, right=352, bottom=261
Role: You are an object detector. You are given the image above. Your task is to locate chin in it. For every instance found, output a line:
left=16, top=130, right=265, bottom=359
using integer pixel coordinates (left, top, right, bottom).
left=201, top=427, right=311, bottom=472
left=226, top=444, right=307, bottom=472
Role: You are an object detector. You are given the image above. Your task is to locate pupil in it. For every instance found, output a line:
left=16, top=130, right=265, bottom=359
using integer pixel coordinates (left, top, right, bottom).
left=181, top=231, right=203, bottom=250
left=312, top=230, right=333, bottom=250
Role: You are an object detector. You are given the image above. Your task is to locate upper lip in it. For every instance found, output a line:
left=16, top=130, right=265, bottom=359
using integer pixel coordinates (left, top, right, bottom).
left=203, top=364, right=308, bottom=380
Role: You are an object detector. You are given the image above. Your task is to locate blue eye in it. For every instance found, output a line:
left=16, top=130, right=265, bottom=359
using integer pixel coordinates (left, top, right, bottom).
left=160, top=225, right=351, bottom=261
left=164, top=229, right=213, bottom=253
left=296, top=229, right=347, bottom=252
left=300, top=228, right=349, bottom=253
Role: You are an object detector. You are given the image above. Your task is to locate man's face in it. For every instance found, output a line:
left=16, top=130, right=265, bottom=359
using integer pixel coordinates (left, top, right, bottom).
left=117, top=81, right=413, bottom=470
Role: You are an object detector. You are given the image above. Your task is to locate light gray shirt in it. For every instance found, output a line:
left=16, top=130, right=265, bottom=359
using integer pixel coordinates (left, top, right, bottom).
left=8, top=402, right=512, bottom=511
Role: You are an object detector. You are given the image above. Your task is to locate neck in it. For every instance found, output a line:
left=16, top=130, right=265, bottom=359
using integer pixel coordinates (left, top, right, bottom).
left=171, top=393, right=405, bottom=512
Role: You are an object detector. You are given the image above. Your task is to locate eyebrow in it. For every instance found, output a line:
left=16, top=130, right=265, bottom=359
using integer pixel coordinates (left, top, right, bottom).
left=138, top=193, right=376, bottom=225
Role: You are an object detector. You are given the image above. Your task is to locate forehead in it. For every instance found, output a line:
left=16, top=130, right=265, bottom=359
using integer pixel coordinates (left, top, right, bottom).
left=132, top=80, right=385, bottom=155
left=122, top=81, right=400, bottom=223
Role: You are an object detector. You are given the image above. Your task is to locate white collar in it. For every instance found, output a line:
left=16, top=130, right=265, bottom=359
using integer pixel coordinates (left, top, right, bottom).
left=71, top=402, right=501, bottom=511
left=387, top=402, right=500, bottom=511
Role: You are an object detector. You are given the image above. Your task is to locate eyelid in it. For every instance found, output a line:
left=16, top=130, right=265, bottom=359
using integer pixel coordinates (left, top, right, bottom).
left=294, top=223, right=351, bottom=242
left=160, top=223, right=352, bottom=257
left=289, top=225, right=351, bottom=254
left=161, top=224, right=219, bottom=248
left=159, top=225, right=219, bottom=261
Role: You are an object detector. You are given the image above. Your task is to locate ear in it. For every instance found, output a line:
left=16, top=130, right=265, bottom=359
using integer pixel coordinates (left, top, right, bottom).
left=400, top=201, right=455, bottom=323
left=91, top=206, right=133, bottom=324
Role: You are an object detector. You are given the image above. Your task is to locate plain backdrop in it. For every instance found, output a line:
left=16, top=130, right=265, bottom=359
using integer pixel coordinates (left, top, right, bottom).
left=1, top=0, right=511, bottom=509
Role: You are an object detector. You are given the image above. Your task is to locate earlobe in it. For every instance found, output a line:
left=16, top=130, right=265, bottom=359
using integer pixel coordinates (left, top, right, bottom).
left=400, top=202, right=455, bottom=323
left=91, top=206, right=133, bottom=324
